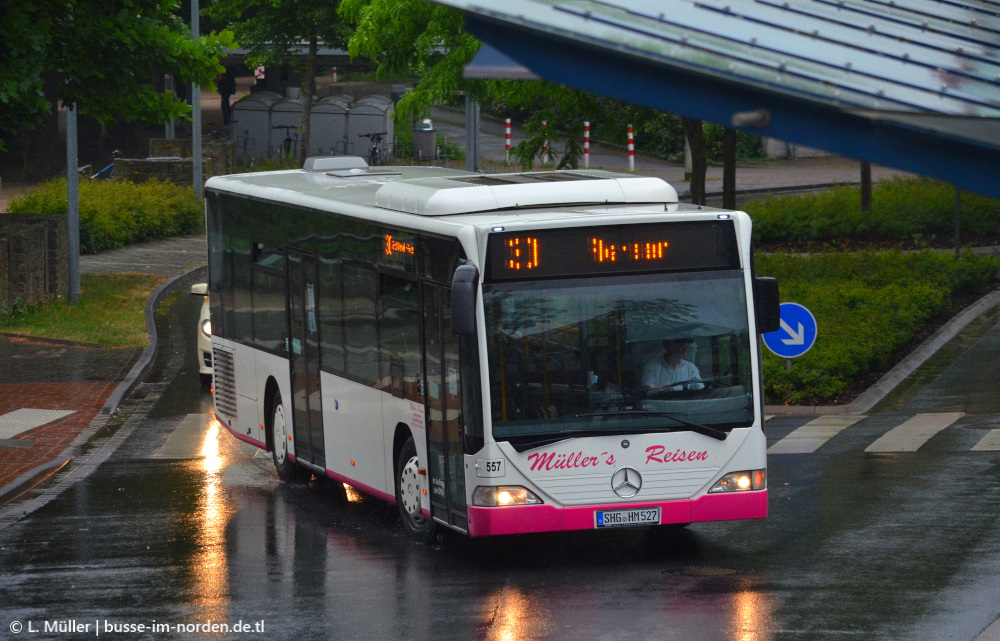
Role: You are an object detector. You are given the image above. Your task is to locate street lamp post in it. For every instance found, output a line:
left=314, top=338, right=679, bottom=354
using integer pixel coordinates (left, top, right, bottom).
left=66, top=103, right=81, bottom=303
left=192, top=0, right=203, bottom=199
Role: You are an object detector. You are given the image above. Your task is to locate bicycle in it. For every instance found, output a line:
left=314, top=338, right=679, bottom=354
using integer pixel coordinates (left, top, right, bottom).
left=273, top=125, right=298, bottom=160
left=78, top=149, right=122, bottom=179
left=359, top=132, right=387, bottom=166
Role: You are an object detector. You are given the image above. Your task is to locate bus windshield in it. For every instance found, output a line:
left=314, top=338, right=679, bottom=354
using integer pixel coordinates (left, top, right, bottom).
left=483, top=271, right=754, bottom=447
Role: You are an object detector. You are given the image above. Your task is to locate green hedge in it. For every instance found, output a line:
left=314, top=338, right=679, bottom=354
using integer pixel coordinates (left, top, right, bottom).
left=758, top=250, right=1000, bottom=405
left=746, top=177, right=1000, bottom=246
left=6, top=178, right=203, bottom=254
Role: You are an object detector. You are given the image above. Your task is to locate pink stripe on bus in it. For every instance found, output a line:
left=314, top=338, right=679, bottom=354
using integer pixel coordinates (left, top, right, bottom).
left=325, top=469, right=396, bottom=504
left=466, top=491, right=767, bottom=537
left=222, top=423, right=267, bottom=450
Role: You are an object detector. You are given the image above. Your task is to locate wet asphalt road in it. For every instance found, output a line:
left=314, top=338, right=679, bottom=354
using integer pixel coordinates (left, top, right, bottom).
left=2, top=296, right=1000, bottom=640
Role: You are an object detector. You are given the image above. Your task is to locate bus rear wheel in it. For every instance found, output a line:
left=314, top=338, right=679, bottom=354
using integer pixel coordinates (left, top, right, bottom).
left=270, top=391, right=299, bottom=482
left=396, top=438, right=437, bottom=543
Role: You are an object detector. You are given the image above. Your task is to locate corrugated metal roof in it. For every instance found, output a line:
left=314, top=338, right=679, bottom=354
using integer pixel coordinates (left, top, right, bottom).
left=437, top=0, right=1000, bottom=197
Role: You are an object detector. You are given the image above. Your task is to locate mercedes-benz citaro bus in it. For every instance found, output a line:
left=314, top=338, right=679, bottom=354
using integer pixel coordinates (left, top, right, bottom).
left=204, top=156, right=780, bottom=541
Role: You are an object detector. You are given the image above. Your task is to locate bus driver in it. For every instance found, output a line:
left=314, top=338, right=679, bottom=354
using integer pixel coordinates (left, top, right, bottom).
left=641, top=338, right=704, bottom=392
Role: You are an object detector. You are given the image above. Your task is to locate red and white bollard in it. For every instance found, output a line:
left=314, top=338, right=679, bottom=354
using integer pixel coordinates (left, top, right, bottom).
left=628, top=124, right=635, bottom=172
left=505, top=118, right=511, bottom=164
left=542, top=120, right=548, bottom=162
left=584, top=121, right=590, bottom=169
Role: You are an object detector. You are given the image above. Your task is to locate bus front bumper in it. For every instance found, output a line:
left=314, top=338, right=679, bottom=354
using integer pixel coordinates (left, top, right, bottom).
left=466, top=490, right=767, bottom=537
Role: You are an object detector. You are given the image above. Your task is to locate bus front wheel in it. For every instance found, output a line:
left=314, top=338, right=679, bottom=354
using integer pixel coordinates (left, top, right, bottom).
left=395, top=438, right=437, bottom=543
left=270, top=391, right=298, bottom=482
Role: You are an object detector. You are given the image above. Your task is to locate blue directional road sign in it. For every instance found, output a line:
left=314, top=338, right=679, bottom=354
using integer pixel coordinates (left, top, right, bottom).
left=763, top=302, right=817, bottom=358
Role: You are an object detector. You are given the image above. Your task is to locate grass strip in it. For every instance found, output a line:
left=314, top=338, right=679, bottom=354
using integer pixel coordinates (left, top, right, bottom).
left=0, top=273, right=166, bottom=347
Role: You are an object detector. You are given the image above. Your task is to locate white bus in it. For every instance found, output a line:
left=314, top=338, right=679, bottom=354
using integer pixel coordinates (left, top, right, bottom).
left=204, top=157, right=780, bottom=540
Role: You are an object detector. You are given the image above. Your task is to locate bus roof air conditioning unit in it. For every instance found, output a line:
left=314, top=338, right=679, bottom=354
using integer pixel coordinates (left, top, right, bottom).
left=372, top=170, right=678, bottom=215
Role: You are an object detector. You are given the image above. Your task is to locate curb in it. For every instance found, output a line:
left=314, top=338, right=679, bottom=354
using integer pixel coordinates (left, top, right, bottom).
left=102, top=264, right=207, bottom=414
left=0, top=459, right=69, bottom=508
left=765, top=286, right=1000, bottom=417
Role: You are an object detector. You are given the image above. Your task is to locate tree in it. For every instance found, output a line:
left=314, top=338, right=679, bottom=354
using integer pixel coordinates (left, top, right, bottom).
left=340, top=0, right=751, bottom=180
left=0, top=0, right=234, bottom=152
left=0, top=0, right=53, bottom=152
left=683, top=118, right=707, bottom=205
left=342, top=0, right=620, bottom=169
left=340, top=0, right=477, bottom=121
left=208, top=0, right=349, bottom=163
left=722, top=127, right=736, bottom=209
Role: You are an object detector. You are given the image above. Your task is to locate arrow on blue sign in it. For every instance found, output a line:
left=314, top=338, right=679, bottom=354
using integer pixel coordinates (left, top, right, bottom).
left=763, top=302, right=817, bottom=358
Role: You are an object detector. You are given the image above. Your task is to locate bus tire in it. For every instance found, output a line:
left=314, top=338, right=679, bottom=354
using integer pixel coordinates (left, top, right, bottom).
left=270, top=391, right=298, bottom=482
left=395, top=437, right=437, bottom=543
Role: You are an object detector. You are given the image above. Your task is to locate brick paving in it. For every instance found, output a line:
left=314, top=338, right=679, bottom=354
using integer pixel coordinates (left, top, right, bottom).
left=0, top=382, right=118, bottom=491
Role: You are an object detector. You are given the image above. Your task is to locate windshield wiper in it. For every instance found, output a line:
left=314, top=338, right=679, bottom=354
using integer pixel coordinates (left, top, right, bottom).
left=506, top=429, right=623, bottom=452
left=505, top=412, right=729, bottom=452
left=575, top=410, right=728, bottom=441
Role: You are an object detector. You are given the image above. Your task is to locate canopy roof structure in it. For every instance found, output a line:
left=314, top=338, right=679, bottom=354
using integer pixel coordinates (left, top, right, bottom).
left=437, top=0, right=1000, bottom=197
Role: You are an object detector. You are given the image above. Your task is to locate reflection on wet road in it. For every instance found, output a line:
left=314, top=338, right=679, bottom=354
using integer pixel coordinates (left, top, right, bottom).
left=2, top=291, right=1000, bottom=640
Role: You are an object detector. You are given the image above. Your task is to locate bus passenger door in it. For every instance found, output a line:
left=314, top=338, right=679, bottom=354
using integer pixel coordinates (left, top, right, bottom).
left=286, top=249, right=325, bottom=470
left=422, top=283, right=468, bottom=531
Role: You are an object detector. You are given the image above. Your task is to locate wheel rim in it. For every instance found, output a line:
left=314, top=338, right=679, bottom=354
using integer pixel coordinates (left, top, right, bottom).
left=273, top=404, right=287, bottom=464
left=399, top=455, right=425, bottom=522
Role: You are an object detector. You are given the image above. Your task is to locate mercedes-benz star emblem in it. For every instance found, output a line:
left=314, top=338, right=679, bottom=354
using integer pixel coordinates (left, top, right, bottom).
left=611, top=467, right=642, bottom=498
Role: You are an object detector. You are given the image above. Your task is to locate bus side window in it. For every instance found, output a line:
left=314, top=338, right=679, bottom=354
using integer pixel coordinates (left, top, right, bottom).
left=379, top=274, right=421, bottom=400
left=318, top=255, right=345, bottom=374
left=251, top=244, right=287, bottom=355
left=342, top=263, right=378, bottom=385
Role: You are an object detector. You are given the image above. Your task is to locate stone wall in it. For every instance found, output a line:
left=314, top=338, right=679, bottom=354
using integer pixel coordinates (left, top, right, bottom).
left=116, top=139, right=237, bottom=185
left=0, top=215, right=69, bottom=310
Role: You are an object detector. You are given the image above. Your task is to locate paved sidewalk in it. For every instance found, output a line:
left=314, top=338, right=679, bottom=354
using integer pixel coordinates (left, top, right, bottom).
left=0, top=235, right=206, bottom=504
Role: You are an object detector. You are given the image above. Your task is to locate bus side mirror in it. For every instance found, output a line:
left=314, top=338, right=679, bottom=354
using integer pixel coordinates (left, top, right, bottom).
left=755, top=277, right=780, bottom=334
left=451, top=264, right=479, bottom=335
left=190, top=282, right=208, bottom=296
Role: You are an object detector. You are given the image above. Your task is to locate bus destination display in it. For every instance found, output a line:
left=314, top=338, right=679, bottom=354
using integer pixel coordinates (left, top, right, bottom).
left=486, top=220, right=738, bottom=280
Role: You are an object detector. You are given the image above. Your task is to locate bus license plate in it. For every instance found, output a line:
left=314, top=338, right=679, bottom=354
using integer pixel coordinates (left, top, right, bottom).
left=595, top=507, right=661, bottom=528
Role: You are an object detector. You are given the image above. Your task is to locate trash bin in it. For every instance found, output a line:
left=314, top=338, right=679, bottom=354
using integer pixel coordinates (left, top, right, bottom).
left=412, top=119, right=435, bottom=161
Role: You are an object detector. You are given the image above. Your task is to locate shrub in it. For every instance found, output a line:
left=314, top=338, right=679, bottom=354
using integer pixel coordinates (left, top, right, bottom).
left=246, top=157, right=300, bottom=172
left=746, top=177, right=1000, bottom=247
left=758, top=250, right=1000, bottom=404
left=5, top=178, right=203, bottom=254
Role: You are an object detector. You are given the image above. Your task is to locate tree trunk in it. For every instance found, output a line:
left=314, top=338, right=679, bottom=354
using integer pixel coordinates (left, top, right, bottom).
left=683, top=118, right=707, bottom=205
left=722, top=127, right=737, bottom=210
left=298, top=35, right=318, bottom=165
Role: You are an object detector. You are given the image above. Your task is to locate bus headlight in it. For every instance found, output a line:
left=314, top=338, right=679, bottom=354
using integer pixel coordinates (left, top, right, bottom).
left=709, top=469, right=766, bottom=493
left=473, top=486, right=543, bottom=507
left=201, top=319, right=212, bottom=337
